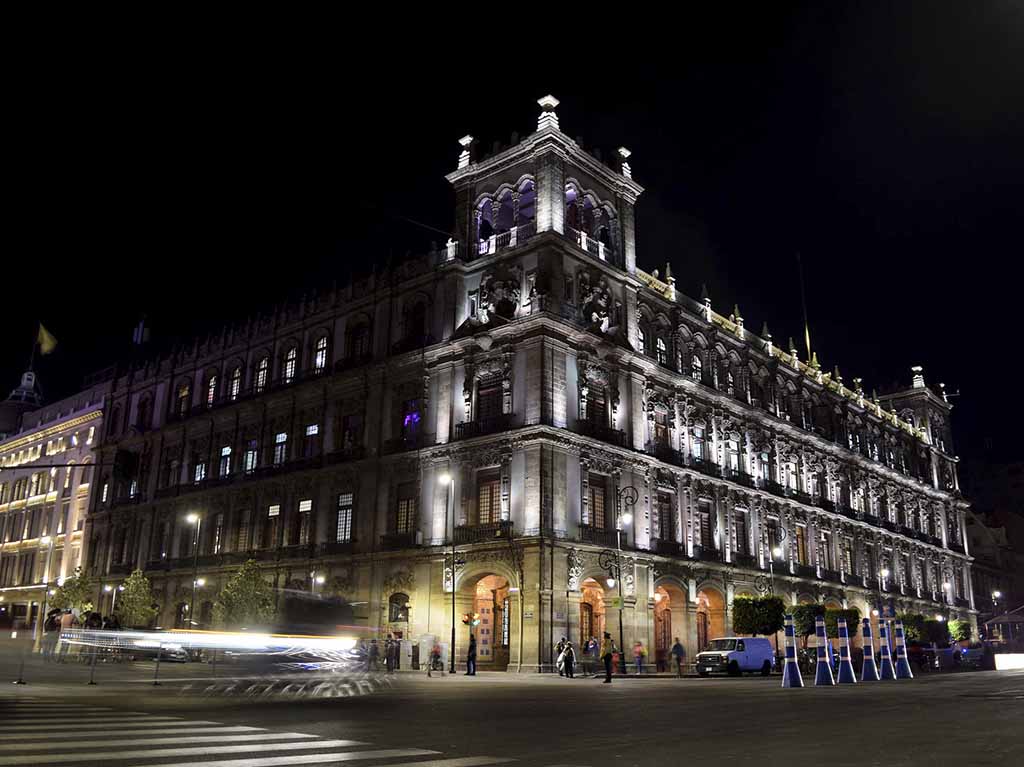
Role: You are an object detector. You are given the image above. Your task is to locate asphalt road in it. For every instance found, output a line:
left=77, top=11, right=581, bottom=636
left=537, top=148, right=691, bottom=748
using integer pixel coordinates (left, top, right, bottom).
left=1, top=649, right=1022, bottom=767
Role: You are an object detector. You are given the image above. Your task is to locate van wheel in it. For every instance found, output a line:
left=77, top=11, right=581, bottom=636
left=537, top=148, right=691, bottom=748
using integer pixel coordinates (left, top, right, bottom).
left=727, top=660, right=740, bottom=677
left=698, top=670, right=709, bottom=677
left=761, top=660, right=771, bottom=676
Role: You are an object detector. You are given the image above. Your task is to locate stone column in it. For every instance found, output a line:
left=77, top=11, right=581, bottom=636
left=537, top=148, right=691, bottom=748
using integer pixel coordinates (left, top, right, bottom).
left=534, top=150, right=564, bottom=234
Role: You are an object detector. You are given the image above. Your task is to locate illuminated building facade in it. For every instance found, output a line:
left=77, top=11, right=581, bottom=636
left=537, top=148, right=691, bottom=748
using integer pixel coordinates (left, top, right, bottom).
left=88, top=98, right=974, bottom=668
left=0, top=374, right=107, bottom=630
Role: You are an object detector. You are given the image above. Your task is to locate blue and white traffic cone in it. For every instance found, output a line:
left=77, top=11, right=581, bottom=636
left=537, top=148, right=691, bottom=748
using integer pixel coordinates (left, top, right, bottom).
left=894, top=620, right=914, bottom=679
left=781, top=614, right=804, bottom=688
left=878, top=621, right=896, bottom=680
left=860, top=618, right=880, bottom=682
left=814, top=616, right=835, bottom=686
left=836, top=618, right=857, bottom=684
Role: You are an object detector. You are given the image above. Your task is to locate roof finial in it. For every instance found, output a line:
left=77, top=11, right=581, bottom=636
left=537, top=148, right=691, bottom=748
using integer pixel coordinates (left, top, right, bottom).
left=664, top=263, right=676, bottom=300
left=617, top=147, right=632, bottom=179
left=537, top=95, right=560, bottom=132
left=911, top=365, right=925, bottom=389
left=700, top=284, right=711, bottom=321
left=457, top=135, right=474, bottom=170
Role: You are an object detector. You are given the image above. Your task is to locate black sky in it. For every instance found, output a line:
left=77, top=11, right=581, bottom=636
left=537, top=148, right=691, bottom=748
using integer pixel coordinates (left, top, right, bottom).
left=5, top=3, right=1023, bottom=491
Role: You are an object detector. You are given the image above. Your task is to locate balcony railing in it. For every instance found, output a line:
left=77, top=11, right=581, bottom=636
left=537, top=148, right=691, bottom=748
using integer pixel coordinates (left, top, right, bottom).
left=765, top=480, right=787, bottom=498
left=690, top=457, right=719, bottom=478
left=471, top=221, right=537, bottom=259
left=454, top=414, right=515, bottom=441
left=954, top=596, right=970, bottom=608
left=391, top=333, right=435, bottom=356
left=816, top=497, right=836, bottom=512
left=821, top=568, right=843, bottom=583
left=652, top=444, right=685, bottom=468
left=381, top=433, right=436, bottom=455
left=567, top=226, right=613, bottom=262
left=839, top=505, right=860, bottom=520
left=790, top=490, right=813, bottom=506
left=380, top=532, right=419, bottom=550
left=731, top=552, right=758, bottom=569
left=578, top=525, right=620, bottom=548
left=326, top=446, right=366, bottom=465
left=319, top=540, right=355, bottom=556
left=725, top=468, right=757, bottom=489
left=693, top=545, right=722, bottom=563
left=573, top=420, right=629, bottom=448
left=650, top=538, right=684, bottom=557
left=454, top=520, right=514, bottom=545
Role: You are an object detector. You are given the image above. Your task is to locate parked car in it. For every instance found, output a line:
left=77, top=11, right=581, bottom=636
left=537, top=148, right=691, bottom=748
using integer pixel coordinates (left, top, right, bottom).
left=696, top=637, right=775, bottom=676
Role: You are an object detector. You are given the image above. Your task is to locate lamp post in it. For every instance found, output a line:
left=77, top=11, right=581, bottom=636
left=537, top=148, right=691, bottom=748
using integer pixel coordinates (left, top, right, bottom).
left=186, top=513, right=202, bottom=627
left=440, top=473, right=457, bottom=674
left=32, top=535, right=56, bottom=652
left=310, top=572, right=326, bottom=595
left=598, top=485, right=637, bottom=676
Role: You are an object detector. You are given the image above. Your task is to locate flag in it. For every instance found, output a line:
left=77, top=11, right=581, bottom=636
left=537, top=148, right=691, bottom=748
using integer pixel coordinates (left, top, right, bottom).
left=37, top=323, right=58, bottom=355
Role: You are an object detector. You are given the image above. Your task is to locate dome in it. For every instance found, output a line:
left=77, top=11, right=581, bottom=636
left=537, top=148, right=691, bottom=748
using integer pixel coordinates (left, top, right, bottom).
left=0, top=371, right=42, bottom=440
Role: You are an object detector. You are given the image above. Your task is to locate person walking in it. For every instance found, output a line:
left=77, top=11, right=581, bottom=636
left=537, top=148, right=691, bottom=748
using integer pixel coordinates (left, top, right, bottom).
left=555, top=637, right=566, bottom=676
left=384, top=634, right=395, bottom=673
left=367, top=638, right=380, bottom=672
left=465, top=634, right=477, bottom=676
left=57, top=609, right=76, bottom=663
left=671, top=637, right=687, bottom=678
left=41, top=609, right=60, bottom=661
left=428, top=641, right=444, bottom=677
left=562, top=641, right=576, bottom=679
left=633, top=641, right=646, bottom=675
left=600, top=632, right=615, bottom=683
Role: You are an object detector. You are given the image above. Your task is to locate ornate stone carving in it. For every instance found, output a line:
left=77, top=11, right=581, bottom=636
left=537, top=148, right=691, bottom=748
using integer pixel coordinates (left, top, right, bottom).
left=479, top=264, right=523, bottom=321
left=567, top=548, right=585, bottom=591
left=383, top=569, right=414, bottom=597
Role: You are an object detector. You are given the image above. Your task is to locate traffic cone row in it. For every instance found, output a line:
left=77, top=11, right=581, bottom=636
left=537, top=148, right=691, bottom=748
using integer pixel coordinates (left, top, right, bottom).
left=779, top=615, right=914, bottom=690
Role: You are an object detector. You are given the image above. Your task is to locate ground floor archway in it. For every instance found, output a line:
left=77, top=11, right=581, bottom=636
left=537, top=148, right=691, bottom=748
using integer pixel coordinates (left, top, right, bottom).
left=654, top=581, right=688, bottom=671
left=579, top=577, right=608, bottom=649
left=696, top=586, right=726, bottom=651
left=455, top=571, right=512, bottom=670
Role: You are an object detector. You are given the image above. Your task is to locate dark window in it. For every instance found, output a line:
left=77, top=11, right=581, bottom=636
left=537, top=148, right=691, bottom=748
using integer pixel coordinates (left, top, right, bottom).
left=477, top=470, right=501, bottom=525
left=349, top=324, right=370, bottom=359
left=587, top=473, right=606, bottom=529
left=657, top=492, right=674, bottom=540
left=698, top=500, right=714, bottom=549
left=477, top=377, right=503, bottom=421
left=341, top=414, right=363, bottom=449
left=587, top=387, right=607, bottom=426
left=733, top=511, right=748, bottom=556
left=396, top=482, right=417, bottom=535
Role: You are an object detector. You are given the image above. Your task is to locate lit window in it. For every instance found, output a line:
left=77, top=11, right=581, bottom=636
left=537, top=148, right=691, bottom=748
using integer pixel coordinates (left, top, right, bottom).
left=314, top=336, right=328, bottom=372
left=229, top=367, right=242, bottom=400
left=477, top=470, right=501, bottom=525
left=305, top=424, right=319, bottom=436
left=402, top=399, right=421, bottom=439
left=268, top=504, right=280, bottom=517
left=193, top=461, right=207, bottom=483
left=273, top=432, right=288, bottom=465
left=283, top=347, right=298, bottom=383
left=206, top=374, right=218, bottom=406
left=219, top=446, right=232, bottom=477
left=637, top=326, right=646, bottom=354
left=87, top=427, right=95, bottom=445
left=691, top=354, right=703, bottom=381
left=255, top=357, right=270, bottom=392
left=101, top=481, right=109, bottom=503
left=243, top=439, right=258, bottom=473
left=177, top=384, right=191, bottom=417
left=336, top=493, right=354, bottom=542
left=656, top=337, right=668, bottom=365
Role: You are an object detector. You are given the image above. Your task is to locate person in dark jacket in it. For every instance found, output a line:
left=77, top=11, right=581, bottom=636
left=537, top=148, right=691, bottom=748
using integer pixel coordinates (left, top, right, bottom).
left=562, top=641, right=577, bottom=679
left=465, top=634, right=477, bottom=676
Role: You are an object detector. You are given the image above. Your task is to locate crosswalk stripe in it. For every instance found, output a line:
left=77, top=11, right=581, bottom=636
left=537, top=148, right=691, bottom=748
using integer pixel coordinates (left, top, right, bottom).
left=11, top=733, right=319, bottom=751
left=135, top=750, right=443, bottom=767
left=0, top=739, right=372, bottom=765
left=370, top=759, right=515, bottom=767
left=5, top=713, right=156, bottom=720
left=2, top=719, right=221, bottom=732
left=1, top=716, right=181, bottom=725
left=2, top=706, right=113, bottom=711
left=0, top=726, right=262, bottom=742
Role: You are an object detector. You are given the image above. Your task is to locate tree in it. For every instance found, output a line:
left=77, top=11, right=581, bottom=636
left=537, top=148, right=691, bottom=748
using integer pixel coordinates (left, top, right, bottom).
left=923, top=619, right=950, bottom=645
left=824, top=607, right=862, bottom=639
left=948, top=619, right=972, bottom=643
left=897, top=613, right=927, bottom=643
left=49, top=567, right=94, bottom=615
left=213, top=559, right=276, bottom=628
left=791, top=604, right=825, bottom=646
left=732, top=595, right=786, bottom=637
left=115, top=569, right=158, bottom=628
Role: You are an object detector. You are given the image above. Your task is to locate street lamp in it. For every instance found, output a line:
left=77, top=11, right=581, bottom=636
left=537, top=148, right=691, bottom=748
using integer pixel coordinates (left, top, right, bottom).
left=598, top=485, right=638, bottom=675
left=439, top=472, right=456, bottom=674
left=187, top=514, right=202, bottom=627
left=309, top=572, right=326, bottom=594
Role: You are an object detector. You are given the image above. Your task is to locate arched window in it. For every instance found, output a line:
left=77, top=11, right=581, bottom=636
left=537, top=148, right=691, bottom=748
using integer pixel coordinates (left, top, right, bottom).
left=228, top=367, right=242, bottom=400
left=405, top=302, right=427, bottom=344
left=726, top=370, right=735, bottom=395
left=637, top=326, right=647, bottom=354
left=388, top=592, right=410, bottom=623
left=205, top=373, right=218, bottom=406
left=108, top=406, right=121, bottom=437
left=283, top=347, right=298, bottom=383
left=691, top=354, right=703, bottom=382
left=176, top=384, right=191, bottom=418
left=348, top=323, right=370, bottom=360
left=137, top=397, right=152, bottom=430
left=656, top=337, right=668, bottom=366
left=255, top=356, right=270, bottom=393
left=313, top=335, right=329, bottom=373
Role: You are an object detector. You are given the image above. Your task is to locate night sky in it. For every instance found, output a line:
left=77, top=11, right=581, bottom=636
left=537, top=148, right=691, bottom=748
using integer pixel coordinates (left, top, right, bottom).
left=5, top=3, right=1022, bottom=491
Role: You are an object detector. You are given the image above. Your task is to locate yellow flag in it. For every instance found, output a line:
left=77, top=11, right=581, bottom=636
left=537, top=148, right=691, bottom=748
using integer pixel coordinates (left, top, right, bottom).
left=37, top=323, right=58, bottom=355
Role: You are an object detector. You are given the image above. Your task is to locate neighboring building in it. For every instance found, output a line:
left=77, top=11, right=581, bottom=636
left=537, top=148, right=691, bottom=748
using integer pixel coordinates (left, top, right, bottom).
left=0, top=375, right=108, bottom=630
left=86, top=97, right=974, bottom=668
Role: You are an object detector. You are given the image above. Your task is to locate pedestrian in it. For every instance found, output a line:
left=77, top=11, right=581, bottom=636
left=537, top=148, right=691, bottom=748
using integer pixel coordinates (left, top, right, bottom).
left=428, top=641, right=443, bottom=677
left=555, top=636, right=566, bottom=676
left=368, top=638, right=380, bottom=672
left=466, top=634, right=477, bottom=675
left=671, top=637, right=687, bottom=678
left=384, top=634, right=395, bottom=673
left=57, top=609, right=76, bottom=662
left=562, top=641, right=576, bottom=679
left=600, top=632, right=615, bottom=683
left=42, top=609, right=60, bottom=661
left=633, top=641, right=646, bottom=674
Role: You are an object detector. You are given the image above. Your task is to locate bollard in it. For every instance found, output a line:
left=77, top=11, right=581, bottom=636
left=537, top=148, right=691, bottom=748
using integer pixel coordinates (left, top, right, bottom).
left=781, top=614, right=804, bottom=688
left=87, top=644, right=98, bottom=685
left=893, top=620, right=914, bottom=680
left=212, top=648, right=217, bottom=678
left=878, top=621, right=896, bottom=680
left=836, top=619, right=857, bottom=684
left=814, top=616, right=835, bottom=686
left=861, top=618, right=880, bottom=682
left=13, top=638, right=27, bottom=685
left=153, top=644, right=162, bottom=686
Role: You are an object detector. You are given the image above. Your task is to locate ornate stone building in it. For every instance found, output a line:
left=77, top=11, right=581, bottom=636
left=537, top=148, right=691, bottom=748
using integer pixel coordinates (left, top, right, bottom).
left=0, top=374, right=108, bottom=630
left=86, top=97, right=974, bottom=669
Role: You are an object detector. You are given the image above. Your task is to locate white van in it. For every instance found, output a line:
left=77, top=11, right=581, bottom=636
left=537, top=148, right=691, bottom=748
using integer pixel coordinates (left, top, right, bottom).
left=695, top=637, right=775, bottom=676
